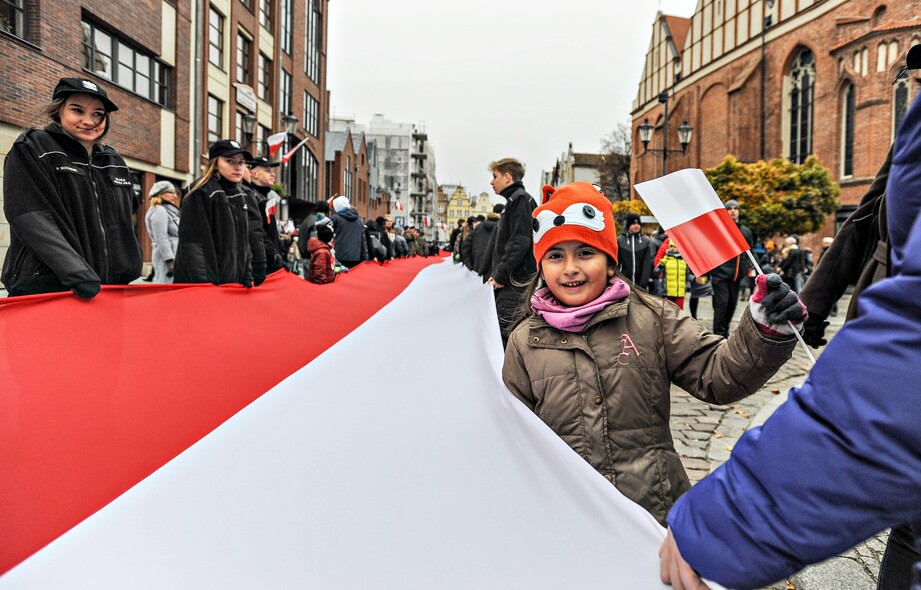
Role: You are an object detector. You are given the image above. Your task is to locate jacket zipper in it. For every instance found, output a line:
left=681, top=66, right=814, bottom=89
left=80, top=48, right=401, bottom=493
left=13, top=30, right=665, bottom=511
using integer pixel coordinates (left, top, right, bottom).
left=88, top=150, right=110, bottom=282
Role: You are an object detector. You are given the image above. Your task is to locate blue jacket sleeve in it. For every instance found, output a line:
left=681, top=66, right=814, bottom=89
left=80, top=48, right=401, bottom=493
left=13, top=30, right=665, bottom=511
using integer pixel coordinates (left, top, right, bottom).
left=667, top=93, right=921, bottom=590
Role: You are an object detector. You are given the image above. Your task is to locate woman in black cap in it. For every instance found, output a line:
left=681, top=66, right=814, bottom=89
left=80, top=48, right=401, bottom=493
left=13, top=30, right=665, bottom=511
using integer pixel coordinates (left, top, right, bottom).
left=173, top=140, right=265, bottom=287
left=1, top=77, right=143, bottom=297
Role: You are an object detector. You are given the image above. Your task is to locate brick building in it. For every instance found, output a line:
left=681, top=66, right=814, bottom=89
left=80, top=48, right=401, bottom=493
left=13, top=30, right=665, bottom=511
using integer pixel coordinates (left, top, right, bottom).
left=323, top=128, right=387, bottom=222
left=0, top=0, right=329, bottom=285
left=631, top=0, right=921, bottom=248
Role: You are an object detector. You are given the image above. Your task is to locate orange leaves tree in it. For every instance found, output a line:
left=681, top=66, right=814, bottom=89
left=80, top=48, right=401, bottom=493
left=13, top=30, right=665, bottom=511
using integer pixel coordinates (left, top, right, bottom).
left=703, top=155, right=840, bottom=240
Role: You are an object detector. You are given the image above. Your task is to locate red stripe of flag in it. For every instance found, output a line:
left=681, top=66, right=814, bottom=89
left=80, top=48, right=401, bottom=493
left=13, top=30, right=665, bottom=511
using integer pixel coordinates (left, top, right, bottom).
left=666, top=208, right=751, bottom=277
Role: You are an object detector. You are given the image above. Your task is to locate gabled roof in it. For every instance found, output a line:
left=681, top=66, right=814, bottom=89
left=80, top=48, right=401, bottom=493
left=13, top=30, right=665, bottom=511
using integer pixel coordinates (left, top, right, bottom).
left=573, top=153, right=602, bottom=167
left=663, top=15, right=691, bottom=59
left=324, top=130, right=349, bottom=162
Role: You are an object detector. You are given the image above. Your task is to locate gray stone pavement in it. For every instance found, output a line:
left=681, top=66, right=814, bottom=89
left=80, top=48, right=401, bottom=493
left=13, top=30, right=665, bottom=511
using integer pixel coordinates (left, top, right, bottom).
left=671, top=292, right=886, bottom=590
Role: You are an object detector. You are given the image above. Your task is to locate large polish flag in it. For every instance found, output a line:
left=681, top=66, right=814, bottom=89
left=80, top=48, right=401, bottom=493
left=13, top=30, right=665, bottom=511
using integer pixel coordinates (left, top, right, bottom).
left=266, top=132, right=287, bottom=157
left=0, top=259, right=679, bottom=589
left=634, top=168, right=750, bottom=277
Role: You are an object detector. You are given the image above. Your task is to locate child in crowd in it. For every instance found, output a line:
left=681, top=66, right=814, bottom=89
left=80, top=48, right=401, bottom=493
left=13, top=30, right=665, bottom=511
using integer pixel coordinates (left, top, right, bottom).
left=653, top=240, right=688, bottom=310
left=502, top=181, right=806, bottom=525
left=306, top=224, right=336, bottom=284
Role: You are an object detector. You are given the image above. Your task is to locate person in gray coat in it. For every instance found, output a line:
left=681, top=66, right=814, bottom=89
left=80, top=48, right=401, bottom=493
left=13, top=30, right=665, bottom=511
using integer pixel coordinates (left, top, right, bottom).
left=144, top=180, right=180, bottom=283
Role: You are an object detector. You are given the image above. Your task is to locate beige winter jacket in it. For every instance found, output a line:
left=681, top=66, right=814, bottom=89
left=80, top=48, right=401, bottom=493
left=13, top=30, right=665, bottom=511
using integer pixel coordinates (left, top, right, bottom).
left=502, top=288, right=796, bottom=525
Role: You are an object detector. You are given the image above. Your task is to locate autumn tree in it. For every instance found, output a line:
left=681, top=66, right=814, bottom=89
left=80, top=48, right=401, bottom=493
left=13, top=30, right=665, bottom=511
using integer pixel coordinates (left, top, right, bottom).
left=704, top=155, right=840, bottom=240
left=598, top=123, right=632, bottom=201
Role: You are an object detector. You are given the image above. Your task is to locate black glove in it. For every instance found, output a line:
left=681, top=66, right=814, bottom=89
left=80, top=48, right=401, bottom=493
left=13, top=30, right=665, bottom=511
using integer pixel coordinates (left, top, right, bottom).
left=166, top=259, right=174, bottom=278
left=72, top=281, right=101, bottom=299
left=253, top=273, right=266, bottom=287
left=802, top=318, right=830, bottom=348
left=242, top=277, right=253, bottom=289
left=749, top=273, right=807, bottom=336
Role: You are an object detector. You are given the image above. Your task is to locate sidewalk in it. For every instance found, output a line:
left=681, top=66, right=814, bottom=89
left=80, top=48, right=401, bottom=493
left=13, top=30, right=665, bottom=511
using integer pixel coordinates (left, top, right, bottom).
left=670, top=293, right=885, bottom=590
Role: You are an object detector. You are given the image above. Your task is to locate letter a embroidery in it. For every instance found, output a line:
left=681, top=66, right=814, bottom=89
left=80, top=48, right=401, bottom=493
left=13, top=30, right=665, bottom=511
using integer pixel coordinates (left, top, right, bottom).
left=616, top=333, right=641, bottom=366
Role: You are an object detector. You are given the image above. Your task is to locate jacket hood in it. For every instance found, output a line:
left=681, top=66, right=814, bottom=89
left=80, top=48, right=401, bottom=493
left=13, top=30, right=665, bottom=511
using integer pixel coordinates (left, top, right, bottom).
left=336, top=207, right=360, bottom=221
left=307, top=237, right=331, bottom=254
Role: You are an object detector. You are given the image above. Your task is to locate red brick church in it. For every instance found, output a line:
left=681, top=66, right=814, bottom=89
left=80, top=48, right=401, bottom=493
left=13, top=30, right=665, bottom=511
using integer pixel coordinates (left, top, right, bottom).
left=631, top=0, right=920, bottom=247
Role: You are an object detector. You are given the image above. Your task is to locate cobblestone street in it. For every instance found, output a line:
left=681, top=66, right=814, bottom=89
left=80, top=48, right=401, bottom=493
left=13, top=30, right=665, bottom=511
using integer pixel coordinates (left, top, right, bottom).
left=671, top=293, right=886, bottom=590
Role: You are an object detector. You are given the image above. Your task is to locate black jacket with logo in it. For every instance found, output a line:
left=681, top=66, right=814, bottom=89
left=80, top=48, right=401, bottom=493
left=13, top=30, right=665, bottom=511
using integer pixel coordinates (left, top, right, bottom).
left=490, top=182, right=537, bottom=286
left=173, top=175, right=255, bottom=286
left=1, top=125, right=142, bottom=296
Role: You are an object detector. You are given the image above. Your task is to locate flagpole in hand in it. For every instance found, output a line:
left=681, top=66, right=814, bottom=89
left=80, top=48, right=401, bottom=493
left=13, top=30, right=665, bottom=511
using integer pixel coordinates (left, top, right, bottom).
left=745, top=250, right=816, bottom=365
left=635, top=169, right=816, bottom=366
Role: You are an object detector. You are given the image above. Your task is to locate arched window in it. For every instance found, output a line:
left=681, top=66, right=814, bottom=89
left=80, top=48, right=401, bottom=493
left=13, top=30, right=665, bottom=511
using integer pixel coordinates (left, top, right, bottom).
left=894, top=76, right=910, bottom=139
left=841, top=83, right=855, bottom=177
left=788, top=48, right=816, bottom=164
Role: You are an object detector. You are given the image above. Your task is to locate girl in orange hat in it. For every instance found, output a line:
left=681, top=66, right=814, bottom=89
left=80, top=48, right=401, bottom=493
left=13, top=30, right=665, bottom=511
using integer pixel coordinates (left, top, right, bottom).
left=501, top=181, right=806, bottom=526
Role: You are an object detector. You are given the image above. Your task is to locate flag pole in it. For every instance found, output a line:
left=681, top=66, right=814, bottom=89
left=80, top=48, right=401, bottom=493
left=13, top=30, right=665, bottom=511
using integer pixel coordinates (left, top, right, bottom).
left=745, top=250, right=816, bottom=365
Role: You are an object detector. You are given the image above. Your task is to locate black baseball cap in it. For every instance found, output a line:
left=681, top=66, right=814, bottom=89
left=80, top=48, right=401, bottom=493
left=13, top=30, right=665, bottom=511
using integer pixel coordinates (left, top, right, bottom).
left=52, top=78, right=119, bottom=112
left=208, top=139, right=253, bottom=161
left=247, top=156, right=281, bottom=168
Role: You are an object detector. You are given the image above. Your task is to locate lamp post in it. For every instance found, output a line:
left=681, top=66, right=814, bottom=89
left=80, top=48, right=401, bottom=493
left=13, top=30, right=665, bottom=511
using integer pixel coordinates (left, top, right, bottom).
left=760, top=0, right=775, bottom=161
left=638, top=91, right=692, bottom=177
left=281, top=113, right=298, bottom=202
left=242, top=112, right=257, bottom=154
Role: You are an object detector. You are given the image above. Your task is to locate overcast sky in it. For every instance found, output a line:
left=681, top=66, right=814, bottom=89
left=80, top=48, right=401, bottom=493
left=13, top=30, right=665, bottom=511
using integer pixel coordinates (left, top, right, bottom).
left=327, top=0, right=700, bottom=198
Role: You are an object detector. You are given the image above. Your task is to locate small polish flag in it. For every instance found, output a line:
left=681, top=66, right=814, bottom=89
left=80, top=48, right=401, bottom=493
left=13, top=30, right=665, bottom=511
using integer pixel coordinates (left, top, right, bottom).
left=393, top=199, right=404, bottom=211
left=282, top=136, right=310, bottom=164
left=634, top=168, right=750, bottom=277
left=267, top=132, right=287, bottom=157
left=423, top=216, right=431, bottom=228
left=265, top=193, right=279, bottom=222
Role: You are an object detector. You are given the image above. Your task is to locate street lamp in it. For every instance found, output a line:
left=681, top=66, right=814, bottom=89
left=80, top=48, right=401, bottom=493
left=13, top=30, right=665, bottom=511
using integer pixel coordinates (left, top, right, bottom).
left=638, top=91, right=692, bottom=176
left=242, top=112, right=257, bottom=153
left=760, top=0, right=775, bottom=160
left=281, top=113, right=299, bottom=199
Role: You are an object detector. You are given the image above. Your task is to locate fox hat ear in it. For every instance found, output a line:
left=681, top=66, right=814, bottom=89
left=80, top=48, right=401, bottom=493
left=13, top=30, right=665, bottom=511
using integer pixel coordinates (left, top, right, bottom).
left=541, top=184, right=555, bottom=205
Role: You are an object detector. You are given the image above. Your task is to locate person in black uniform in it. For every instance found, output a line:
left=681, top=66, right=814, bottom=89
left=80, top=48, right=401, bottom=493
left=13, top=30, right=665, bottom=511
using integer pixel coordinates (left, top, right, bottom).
left=1, top=78, right=142, bottom=297
left=173, top=140, right=263, bottom=287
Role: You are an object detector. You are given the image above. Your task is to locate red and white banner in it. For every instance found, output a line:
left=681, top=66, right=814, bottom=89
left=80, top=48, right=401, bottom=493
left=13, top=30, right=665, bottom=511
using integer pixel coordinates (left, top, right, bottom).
left=0, top=260, right=670, bottom=589
left=282, top=136, right=310, bottom=164
left=634, top=168, right=750, bottom=277
left=393, top=199, right=404, bottom=211
left=266, top=132, right=287, bottom=156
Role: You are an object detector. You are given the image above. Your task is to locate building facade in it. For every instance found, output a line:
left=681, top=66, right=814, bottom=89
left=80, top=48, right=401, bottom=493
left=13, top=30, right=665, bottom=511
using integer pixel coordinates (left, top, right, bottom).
left=331, top=114, right=438, bottom=236
left=542, top=143, right=602, bottom=187
left=631, top=0, right=920, bottom=248
left=0, top=0, right=329, bottom=287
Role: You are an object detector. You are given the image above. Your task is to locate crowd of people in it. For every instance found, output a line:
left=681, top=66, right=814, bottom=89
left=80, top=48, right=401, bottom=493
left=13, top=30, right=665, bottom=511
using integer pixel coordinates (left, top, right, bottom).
left=0, top=77, right=441, bottom=297
left=5, top=74, right=921, bottom=590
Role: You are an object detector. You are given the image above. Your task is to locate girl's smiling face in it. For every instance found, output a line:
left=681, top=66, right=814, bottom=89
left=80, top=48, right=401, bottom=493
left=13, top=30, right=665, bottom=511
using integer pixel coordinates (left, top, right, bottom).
left=58, top=94, right=107, bottom=150
left=540, top=241, right=614, bottom=307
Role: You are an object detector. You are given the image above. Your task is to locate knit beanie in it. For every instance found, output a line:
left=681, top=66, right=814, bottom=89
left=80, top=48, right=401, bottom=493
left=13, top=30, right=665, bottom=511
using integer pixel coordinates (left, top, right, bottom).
left=149, top=180, right=176, bottom=198
left=532, top=182, right=618, bottom=264
left=332, top=195, right=351, bottom=213
left=724, top=199, right=740, bottom=209
left=624, top=213, right=641, bottom=228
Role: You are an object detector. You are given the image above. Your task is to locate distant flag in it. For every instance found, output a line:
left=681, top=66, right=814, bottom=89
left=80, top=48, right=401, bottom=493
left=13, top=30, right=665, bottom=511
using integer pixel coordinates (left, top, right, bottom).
left=423, top=216, right=431, bottom=228
left=440, top=223, right=448, bottom=233
left=265, top=192, right=279, bottom=223
left=634, top=168, right=750, bottom=277
left=393, top=200, right=404, bottom=212
left=266, top=132, right=287, bottom=157
left=282, top=137, right=310, bottom=164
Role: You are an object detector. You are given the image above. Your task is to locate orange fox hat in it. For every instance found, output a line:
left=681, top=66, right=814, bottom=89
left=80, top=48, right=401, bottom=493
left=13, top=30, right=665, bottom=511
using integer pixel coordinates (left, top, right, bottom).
left=532, top=182, right=618, bottom=264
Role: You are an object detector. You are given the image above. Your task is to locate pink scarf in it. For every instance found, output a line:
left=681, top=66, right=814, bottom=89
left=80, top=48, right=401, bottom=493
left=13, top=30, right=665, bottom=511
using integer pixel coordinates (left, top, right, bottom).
left=530, top=278, right=631, bottom=333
